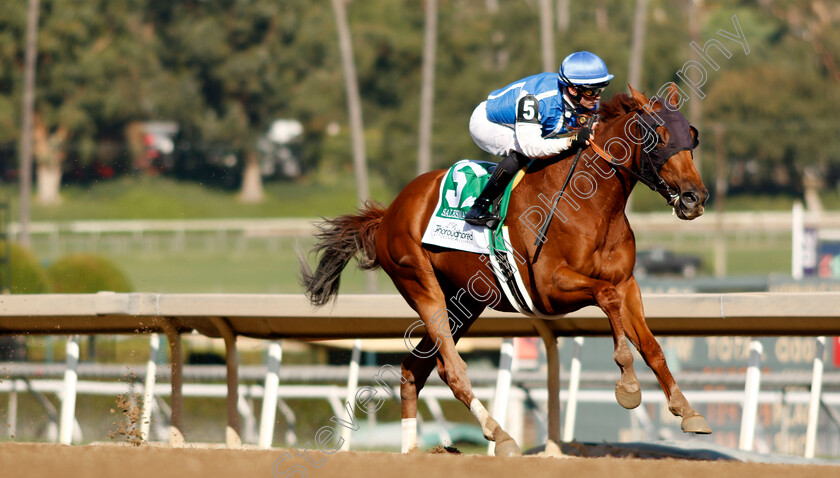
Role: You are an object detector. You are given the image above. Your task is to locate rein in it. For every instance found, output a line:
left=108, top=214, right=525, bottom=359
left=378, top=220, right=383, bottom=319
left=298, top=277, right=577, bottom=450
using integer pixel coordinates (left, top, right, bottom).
left=589, top=139, right=679, bottom=207
left=532, top=146, right=584, bottom=246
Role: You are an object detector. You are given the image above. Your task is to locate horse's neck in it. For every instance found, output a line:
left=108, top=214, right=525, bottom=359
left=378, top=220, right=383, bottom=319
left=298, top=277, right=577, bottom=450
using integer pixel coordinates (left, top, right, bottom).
left=518, top=115, right=643, bottom=223
left=521, top=147, right=635, bottom=228
left=592, top=116, right=644, bottom=210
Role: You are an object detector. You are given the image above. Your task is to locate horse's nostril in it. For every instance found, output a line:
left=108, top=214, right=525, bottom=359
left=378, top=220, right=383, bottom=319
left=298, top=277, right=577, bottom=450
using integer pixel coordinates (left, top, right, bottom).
left=681, top=191, right=699, bottom=206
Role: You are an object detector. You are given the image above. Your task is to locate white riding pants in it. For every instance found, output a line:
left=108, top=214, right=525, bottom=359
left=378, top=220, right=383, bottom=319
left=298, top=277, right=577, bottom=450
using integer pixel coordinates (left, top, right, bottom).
left=469, top=101, right=515, bottom=157
left=470, top=100, right=575, bottom=159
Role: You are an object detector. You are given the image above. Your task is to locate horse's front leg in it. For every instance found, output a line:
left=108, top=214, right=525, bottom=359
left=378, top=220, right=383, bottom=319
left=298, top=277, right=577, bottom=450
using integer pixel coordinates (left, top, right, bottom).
left=549, top=267, right=641, bottom=409
left=617, top=278, right=712, bottom=434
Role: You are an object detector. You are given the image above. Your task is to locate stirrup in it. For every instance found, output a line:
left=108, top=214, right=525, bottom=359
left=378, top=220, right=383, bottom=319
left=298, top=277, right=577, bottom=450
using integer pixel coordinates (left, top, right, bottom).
left=465, top=214, right=500, bottom=228
left=465, top=199, right=500, bottom=228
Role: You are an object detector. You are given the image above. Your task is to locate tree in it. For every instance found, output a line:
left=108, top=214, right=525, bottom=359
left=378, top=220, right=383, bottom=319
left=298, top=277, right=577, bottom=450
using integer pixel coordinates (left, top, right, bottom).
left=700, top=4, right=840, bottom=200
left=331, top=0, right=369, bottom=204
left=762, top=0, right=840, bottom=82
left=416, top=0, right=437, bottom=175
left=1, top=0, right=838, bottom=204
left=18, top=0, right=39, bottom=246
left=1, top=0, right=158, bottom=204
left=146, top=1, right=300, bottom=202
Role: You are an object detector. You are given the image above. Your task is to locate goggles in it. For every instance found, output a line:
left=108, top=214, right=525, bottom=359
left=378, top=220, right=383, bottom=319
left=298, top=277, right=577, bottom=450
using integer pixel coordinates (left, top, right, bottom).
left=577, top=85, right=606, bottom=99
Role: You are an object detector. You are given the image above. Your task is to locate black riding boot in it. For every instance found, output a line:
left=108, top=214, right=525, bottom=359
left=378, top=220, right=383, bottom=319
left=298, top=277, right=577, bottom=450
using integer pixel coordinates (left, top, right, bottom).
left=464, top=153, right=522, bottom=228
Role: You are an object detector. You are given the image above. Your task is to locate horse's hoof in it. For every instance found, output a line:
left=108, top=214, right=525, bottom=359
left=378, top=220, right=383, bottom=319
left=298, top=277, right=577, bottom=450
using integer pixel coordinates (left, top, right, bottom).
left=681, top=414, right=712, bottom=434
left=494, top=438, right=522, bottom=457
left=615, top=381, right=641, bottom=409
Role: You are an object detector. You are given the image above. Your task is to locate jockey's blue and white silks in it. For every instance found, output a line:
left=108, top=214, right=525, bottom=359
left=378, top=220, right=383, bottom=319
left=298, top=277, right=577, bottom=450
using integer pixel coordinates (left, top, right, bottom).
left=485, top=72, right=592, bottom=137
left=469, top=51, right=611, bottom=160
left=470, top=72, right=598, bottom=158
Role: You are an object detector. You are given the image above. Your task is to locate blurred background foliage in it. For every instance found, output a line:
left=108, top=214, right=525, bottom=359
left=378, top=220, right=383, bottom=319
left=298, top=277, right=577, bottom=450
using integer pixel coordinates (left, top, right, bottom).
left=1, top=240, right=50, bottom=294
left=0, top=0, right=837, bottom=205
left=0, top=240, right=132, bottom=294
left=46, top=253, right=132, bottom=293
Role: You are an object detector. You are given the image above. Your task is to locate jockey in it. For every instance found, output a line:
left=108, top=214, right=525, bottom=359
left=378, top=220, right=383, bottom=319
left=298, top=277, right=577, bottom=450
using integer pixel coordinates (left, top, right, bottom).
left=464, top=51, right=614, bottom=227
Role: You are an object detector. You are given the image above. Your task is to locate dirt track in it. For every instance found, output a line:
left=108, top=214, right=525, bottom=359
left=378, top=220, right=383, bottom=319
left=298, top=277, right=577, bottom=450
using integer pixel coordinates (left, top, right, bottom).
left=2, top=443, right=838, bottom=478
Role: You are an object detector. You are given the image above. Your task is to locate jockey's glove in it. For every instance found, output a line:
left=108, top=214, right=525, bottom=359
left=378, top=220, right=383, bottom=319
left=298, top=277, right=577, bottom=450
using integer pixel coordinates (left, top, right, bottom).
left=570, top=127, right=593, bottom=150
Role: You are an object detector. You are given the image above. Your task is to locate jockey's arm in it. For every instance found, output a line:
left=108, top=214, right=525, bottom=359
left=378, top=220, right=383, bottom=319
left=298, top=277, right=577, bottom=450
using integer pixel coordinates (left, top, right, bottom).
left=513, top=95, right=574, bottom=159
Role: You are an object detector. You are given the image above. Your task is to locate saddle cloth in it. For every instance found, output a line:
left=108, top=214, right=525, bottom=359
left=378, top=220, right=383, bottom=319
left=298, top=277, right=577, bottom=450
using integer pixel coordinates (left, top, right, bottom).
left=422, top=159, right=502, bottom=254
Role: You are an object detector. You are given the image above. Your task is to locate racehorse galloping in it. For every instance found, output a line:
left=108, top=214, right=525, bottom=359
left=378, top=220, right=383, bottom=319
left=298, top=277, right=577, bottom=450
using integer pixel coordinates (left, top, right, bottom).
left=300, top=84, right=711, bottom=456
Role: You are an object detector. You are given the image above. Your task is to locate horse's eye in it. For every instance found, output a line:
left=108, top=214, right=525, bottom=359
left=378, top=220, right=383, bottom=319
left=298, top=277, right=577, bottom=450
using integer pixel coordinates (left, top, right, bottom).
left=655, top=126, right=669, bottom=149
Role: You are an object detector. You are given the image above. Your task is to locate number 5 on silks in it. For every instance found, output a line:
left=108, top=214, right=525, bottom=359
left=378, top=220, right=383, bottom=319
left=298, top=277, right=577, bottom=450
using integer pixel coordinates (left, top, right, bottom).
left=517, top=95, right=539, bottom=123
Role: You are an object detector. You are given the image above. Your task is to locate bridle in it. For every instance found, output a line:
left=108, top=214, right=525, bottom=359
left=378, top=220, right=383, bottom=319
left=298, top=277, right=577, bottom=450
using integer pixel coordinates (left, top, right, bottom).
left=533, top=100, right=696, bottom=248
left=589, top=135, right=680, bottom=207
left=589, top=104, right=698, bottom=207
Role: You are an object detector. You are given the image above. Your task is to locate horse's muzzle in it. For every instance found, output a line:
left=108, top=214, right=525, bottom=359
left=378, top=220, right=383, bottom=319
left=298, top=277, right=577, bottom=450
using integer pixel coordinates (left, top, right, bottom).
left=674, top=187, right=708, bottom=220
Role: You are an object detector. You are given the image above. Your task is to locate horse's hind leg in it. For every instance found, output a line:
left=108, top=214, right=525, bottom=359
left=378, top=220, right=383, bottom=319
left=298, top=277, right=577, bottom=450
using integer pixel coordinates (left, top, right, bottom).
left=618, top=279, right=712, bottom=434
left=399, top=325, right=476, bottom=452
left=399, top=335, right=441, bottom=452
left=394, top=276, right=520, bottom=455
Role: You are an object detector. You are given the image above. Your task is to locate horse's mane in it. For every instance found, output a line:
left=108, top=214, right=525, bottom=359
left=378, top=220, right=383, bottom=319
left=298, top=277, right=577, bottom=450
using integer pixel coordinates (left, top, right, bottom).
left=598, top=93, right=643, bottom=122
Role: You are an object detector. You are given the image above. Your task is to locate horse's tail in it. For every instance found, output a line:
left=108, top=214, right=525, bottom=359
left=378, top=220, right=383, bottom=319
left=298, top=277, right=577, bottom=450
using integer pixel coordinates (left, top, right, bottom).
left=299, top=201, right=385, bottom=307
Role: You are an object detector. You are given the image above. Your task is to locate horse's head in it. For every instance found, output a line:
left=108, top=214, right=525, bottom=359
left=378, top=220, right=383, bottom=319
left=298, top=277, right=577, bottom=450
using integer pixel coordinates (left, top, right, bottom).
left=626, top=84, right=708, bottom=220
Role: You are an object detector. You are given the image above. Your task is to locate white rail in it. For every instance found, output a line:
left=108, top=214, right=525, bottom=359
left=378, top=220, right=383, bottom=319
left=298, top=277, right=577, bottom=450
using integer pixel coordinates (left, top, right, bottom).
left=9, top=211, right=840, bottom=239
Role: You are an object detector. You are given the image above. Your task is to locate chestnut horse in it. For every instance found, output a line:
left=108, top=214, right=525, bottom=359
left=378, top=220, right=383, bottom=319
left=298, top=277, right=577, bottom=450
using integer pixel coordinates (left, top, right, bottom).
left=300, top=85, right=711, bottom=456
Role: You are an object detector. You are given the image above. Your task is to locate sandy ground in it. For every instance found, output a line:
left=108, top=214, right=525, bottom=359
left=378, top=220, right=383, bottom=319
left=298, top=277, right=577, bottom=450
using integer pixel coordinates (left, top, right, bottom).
left=1, top=443, right=838, bottom=478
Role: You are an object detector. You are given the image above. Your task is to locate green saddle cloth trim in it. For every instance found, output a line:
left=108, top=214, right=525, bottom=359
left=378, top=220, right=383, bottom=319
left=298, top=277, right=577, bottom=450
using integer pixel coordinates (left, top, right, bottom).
left=490, top=177, right=515, bottom=254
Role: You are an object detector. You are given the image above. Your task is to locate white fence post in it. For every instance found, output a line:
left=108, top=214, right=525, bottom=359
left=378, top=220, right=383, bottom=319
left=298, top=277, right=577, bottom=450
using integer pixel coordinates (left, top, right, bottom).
left=805, top=336, right=826, bottom=458
left=423, top=396, right=453, bottom=446
left=739, top=339, right=763, bottom=451
left=7, top=385, right=17, bottom=439
left=59, top=335, right=80, bottom=445
left=141, top=333, right=160, bottom=442
left=792, top=201, right=804, bottom=279
left=162, top=322, right=185, bottom=447
left=339, top=338, right=362, bottom=451
left=562, top=336, right=584, bottom=442
left=487, top=338, right=515, bottom=456
left=259, top=340, right=283, bottom=449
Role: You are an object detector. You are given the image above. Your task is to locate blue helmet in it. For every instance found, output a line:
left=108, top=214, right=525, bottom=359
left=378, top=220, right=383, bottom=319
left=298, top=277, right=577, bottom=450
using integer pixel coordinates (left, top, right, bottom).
left=558, top=51, right=614, bottom=88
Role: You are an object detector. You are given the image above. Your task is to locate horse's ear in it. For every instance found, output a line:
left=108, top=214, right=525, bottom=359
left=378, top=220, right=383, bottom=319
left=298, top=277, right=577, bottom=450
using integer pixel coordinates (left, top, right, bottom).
left=667, top=83, right=681, bottom=108
left=628, top=84, right=649, bottom=108
left=629, top=84, right=659, bottom=114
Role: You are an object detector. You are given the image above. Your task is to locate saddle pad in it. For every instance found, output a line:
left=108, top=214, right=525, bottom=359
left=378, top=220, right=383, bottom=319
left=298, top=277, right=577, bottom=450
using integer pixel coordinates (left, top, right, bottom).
left=422, top=159, right=498, bottom=254
left=422, top=159, right=559, bottom=318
